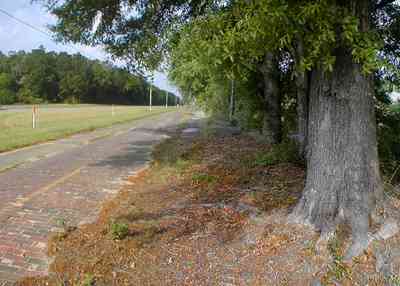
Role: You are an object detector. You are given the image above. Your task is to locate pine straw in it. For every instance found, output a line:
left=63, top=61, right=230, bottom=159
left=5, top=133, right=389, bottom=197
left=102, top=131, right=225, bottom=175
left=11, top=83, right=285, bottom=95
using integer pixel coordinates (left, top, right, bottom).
left=17, top=128, right=400, bottom=286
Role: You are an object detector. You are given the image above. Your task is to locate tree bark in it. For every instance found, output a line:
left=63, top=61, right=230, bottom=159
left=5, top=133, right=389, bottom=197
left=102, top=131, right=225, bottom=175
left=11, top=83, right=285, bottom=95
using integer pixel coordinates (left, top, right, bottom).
left=296, top=72, right=309, bottom=158
left=259, top=52, right=282, bottom=144
left=294, top=38, right=310, bottom=158
left=290, top=0, right=384, bottom=259
left=229, top=79, right=235, bottom=123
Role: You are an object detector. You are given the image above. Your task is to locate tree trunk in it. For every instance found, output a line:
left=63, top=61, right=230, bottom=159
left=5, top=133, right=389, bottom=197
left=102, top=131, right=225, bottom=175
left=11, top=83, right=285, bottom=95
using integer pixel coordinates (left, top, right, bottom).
left=290, top=0, right=384, bottom=259
left=229, top=79, right=235, bottom=123
left=296, top=72, right=309, bottom=158
left=294, top=38, right=310, bottom=158
left=259, top=52, right=282, bottom=144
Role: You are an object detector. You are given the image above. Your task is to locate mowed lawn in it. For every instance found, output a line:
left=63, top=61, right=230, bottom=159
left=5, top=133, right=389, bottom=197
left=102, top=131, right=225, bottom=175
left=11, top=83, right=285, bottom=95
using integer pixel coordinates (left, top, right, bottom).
left=0, top=105, right=171, bottom=152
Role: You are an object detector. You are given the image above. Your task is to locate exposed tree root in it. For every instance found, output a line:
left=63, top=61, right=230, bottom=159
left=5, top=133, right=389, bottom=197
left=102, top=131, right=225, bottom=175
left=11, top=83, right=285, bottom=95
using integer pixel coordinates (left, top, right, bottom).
left=288, top=200, right=400, bottom=262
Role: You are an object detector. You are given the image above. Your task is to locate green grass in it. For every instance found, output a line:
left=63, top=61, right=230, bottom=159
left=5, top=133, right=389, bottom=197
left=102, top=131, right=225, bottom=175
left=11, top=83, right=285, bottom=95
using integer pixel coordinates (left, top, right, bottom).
left=0, top=104, right=172, bottom=152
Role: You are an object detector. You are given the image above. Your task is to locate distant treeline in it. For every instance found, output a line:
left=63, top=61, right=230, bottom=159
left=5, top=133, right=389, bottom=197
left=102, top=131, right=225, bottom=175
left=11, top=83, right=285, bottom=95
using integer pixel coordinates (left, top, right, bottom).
left=0, top=46, right=179, bottom=105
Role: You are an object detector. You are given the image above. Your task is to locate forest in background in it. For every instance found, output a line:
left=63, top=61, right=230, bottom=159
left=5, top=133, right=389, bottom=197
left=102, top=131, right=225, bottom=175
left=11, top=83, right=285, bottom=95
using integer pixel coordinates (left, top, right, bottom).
left=0, top=46, right=178, bottom=106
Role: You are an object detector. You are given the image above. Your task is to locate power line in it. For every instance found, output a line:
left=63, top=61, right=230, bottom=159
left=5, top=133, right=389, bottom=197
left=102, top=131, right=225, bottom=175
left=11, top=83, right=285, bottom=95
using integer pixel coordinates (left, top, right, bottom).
left=0, top=7, right=86, bottom=56
left=0, top=7, right=52, bottom=38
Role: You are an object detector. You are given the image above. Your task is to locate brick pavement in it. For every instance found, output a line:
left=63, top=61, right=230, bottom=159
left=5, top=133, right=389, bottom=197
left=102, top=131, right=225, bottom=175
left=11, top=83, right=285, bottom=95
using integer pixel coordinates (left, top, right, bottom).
left=0, top=111, right=186, bottom=284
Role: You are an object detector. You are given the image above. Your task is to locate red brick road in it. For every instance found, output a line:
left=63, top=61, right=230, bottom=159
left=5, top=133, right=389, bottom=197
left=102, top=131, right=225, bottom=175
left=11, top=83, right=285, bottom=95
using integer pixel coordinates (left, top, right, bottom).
left=0, top=111, right=186, bottom=284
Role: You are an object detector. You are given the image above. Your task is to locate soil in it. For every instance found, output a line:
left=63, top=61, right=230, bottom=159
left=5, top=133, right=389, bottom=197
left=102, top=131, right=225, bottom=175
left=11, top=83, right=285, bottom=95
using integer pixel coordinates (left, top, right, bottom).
left=16, top=120, right=400, bottom=286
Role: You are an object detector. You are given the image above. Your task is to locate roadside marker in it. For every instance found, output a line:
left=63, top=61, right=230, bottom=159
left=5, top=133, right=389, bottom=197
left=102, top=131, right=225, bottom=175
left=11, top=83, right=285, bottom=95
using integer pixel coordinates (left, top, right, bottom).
left=32, top=105, right=38, bottom=129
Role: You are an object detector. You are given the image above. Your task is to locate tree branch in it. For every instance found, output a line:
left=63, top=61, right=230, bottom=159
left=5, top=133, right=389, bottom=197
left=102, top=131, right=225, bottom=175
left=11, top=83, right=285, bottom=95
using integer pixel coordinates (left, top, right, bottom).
left=375, top=0, right=397, bottom=10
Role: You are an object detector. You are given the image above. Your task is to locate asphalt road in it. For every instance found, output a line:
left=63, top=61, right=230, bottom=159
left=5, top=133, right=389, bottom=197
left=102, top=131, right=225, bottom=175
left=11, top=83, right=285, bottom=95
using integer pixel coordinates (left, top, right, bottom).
left=0, top=110, right=188, bottom=284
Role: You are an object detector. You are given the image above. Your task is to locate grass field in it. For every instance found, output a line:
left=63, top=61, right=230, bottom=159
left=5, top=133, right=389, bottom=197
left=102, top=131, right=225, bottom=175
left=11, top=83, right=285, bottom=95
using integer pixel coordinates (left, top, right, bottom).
left=0, top=105, right=172, bottom=153
left=392, top=103, right=400, bottom=112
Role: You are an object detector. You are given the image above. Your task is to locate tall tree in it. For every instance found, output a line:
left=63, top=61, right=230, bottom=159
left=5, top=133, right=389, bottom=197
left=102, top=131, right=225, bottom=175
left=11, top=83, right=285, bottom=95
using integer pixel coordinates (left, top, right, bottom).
left=259, top=53, right=282, bottom=144
left=289, top=0, right=400, bottom=259
left=0, top=72, right=16, bottom=104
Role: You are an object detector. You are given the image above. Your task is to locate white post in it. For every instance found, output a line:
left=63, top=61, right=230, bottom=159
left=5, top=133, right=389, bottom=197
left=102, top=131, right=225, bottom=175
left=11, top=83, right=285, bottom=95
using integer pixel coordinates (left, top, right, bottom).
left=32, top=105, right=36, bottom=129
left=165, top=91, right=168, bottom=109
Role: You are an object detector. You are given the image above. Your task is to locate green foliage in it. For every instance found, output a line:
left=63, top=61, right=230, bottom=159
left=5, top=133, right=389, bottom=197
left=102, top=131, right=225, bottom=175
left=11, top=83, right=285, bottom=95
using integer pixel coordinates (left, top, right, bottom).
left=388, top=274, right=400, bottom=286
left=234, top=95, right=263, bottom=131
left=326, top=254, right=352, bottom=282
left=377, top=103, right=400, bottom=177
left=0, top=73, right=16, bottom=104
left=0, top=48, right=178, bottom=105
left=80, top=274, right=95, bottom=286
left=167, top=0, right=389, bottom=130
left=17, top=87, right=42, bottom=104
left=374, top=77, right=400, bottom=178
left=59, top=73, right=88, bottom=104
left=191, top=172, right=217, bottom=185
left=40, top=0, right=217, bottom=71
left=110, top=221, right=129, bottom=240
left=0, top=89, right=15, bottom=105
left=254, top=141, right=299, bottom=167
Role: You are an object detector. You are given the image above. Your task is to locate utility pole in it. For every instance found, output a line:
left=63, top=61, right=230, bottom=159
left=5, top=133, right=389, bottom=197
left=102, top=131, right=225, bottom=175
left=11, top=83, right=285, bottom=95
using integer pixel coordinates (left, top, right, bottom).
left=149, top=85, right=152, bottom=111
left=149, top=74, right=153, bottom=111
left=165, top=91, right=168, bottom=108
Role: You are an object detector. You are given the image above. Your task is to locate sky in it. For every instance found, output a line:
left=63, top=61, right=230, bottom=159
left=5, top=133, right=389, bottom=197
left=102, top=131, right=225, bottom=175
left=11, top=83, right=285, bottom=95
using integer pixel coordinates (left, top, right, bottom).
left=392, top=91, right=400, bottom=102
left=0, top=0, right=179, bottom=95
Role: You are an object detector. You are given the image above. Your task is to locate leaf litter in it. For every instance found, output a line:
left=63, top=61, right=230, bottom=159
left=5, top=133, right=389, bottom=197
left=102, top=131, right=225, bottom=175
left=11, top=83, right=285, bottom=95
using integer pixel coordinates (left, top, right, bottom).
left=17, top=122, right=400, bottom=286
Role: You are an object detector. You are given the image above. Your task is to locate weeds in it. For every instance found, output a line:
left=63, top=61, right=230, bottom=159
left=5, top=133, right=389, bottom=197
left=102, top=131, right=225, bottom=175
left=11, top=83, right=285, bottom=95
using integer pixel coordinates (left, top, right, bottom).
left=323, top=232, right=352, bottom=284
left=80, top=274, right=95, bottom=286
left=191, top=172, right=217, bottom=185
left=327, top=235, right=343, bottom=261
left=55, top=218, right=67, bottom=231
left=110, top=221, right=129, bottom=240
left=388, top=274, right=400, bottom=286
left=175, top=158, right=193, bottom=171
left=304, top=240, right=317, bottom=256
left=254, top=141, right=300, bottom=167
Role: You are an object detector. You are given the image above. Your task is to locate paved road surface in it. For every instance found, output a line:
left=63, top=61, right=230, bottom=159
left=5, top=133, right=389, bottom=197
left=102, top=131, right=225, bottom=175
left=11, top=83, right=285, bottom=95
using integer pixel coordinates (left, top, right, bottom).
left=0, top=111, right=188, bottom=284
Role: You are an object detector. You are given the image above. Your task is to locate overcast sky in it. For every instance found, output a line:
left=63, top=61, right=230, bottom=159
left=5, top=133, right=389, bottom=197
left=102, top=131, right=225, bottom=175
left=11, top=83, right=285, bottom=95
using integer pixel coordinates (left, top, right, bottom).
left=0, top=0, right=179, bottom=95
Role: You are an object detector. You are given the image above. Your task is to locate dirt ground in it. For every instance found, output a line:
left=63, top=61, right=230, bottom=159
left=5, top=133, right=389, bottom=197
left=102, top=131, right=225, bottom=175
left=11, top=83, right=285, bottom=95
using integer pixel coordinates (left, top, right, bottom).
left=17, top=121, right=400, bottom=286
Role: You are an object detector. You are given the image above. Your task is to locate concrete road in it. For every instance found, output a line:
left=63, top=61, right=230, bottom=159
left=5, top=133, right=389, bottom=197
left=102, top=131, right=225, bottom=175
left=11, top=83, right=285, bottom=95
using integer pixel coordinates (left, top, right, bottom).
left=0, top=111, right=188, bottom=284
